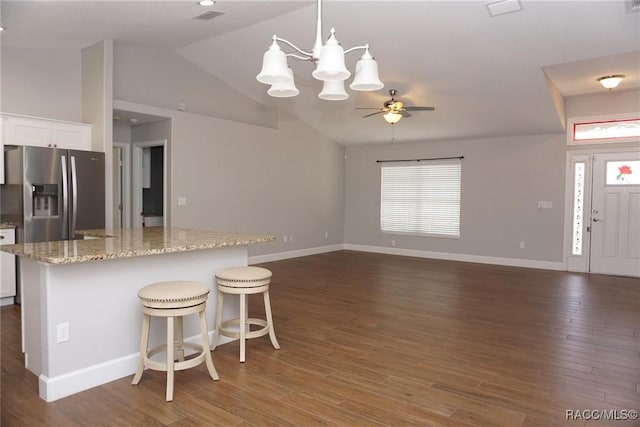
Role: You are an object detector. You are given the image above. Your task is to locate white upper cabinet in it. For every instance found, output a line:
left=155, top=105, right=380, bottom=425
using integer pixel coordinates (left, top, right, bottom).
left=1, top=113, right=92, bottom=151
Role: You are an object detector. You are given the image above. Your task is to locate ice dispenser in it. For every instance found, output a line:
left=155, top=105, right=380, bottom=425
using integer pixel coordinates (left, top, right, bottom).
left=32, top=184, right=59, bottom=217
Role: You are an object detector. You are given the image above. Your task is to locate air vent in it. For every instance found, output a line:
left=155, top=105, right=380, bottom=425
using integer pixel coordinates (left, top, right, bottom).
left=194, top=11, right=225, bottom=20
left=486, top=0, right=522, bottom=17
left=625, top=0, right=640, bottom=12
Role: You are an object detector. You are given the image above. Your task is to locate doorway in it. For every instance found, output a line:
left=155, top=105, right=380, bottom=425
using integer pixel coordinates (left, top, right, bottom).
left=566, top=149, right=640, bottom=276
left=132, top=140, right=167, bottom=228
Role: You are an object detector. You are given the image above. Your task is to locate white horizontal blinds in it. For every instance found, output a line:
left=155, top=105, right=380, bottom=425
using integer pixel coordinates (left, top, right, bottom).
left=380, top=160, right=461, bottom=237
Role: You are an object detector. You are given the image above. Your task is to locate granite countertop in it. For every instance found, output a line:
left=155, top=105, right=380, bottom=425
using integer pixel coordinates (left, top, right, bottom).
left=0, top=223, right=17, bottom=229
left=0, top=227, right=275, bottom=265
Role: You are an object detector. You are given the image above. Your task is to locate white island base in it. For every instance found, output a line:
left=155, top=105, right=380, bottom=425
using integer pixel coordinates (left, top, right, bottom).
left=21, top=245, right=246, bottom=402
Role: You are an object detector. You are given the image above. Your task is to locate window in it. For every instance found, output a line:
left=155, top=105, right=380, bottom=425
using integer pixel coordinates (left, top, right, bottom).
left=380, top=159, right=461, bottom=238
left=571, top=162, right=585, bottom=256
left=605, top=160, right=640, bottom=185
left=567, top=115, right=640, bottom=145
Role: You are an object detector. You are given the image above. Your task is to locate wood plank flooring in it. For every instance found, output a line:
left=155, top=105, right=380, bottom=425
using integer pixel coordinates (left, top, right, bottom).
left=2, top=251, right=639, bottom=426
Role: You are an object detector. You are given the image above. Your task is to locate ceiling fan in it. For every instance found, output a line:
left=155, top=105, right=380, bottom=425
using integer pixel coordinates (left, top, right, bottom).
left=357, top=89, right=435, bottom=124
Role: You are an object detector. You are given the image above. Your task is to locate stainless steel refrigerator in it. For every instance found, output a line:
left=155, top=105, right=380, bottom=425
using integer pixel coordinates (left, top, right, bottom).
left=1, top=145, right=105, bottom=243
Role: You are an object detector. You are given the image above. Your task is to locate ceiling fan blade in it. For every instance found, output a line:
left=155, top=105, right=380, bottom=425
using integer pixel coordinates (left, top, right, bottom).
left=362, top=111, right=385, bottom=118
left=401, top=111, right=412, bottom=118
left=355, top=107, right=384, bottom=110
left=404, top=106, right=435, bottom=111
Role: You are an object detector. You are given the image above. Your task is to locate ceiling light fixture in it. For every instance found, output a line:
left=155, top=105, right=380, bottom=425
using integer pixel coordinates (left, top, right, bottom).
left=256, top=0, right=383, bottom=100
left=198, top=0, right=214, bottom=6
left=597, top=74, right=625, bottom=90
left=383, top=111, right=402, bottom=125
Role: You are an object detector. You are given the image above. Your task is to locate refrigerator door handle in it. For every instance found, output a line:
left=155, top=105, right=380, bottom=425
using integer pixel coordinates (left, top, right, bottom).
left=71, top=155, right=78, bottom=239
left=61, top=155, right=69, bottom=240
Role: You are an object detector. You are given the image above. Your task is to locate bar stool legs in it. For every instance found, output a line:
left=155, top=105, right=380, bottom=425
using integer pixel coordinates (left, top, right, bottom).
left=211, top=266, right=280, bottom=362
left=132, top=281, right=219, bottom=401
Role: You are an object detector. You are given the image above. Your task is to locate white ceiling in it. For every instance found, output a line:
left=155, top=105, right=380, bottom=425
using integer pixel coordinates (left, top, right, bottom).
left=2, top=1, right=639, bottom=145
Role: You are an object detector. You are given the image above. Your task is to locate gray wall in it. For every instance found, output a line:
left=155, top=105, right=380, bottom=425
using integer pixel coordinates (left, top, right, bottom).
left=113, top=43, right=278, bottom=129
left=345, top=134, right=566, bottom=262
left=166, top=109, right=345, bottom=257
left=1, top=47, right=82, bottom=121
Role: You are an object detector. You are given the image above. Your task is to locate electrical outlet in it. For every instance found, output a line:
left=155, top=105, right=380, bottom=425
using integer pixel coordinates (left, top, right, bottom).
left=520, top=241, right=525, bottom=249
left=324, top=231, right=329, bottom=238
left=56, top=322, right=70, bottom=343
left=283, top=235, right=287, bottom=242
left=289, top=235, right=294, bottom=242
left=391, top=239, right=396, bottom=246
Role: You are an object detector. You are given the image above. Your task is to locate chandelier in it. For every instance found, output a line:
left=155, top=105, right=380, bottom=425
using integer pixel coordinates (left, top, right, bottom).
left=256, top=0, right=384, bottom=100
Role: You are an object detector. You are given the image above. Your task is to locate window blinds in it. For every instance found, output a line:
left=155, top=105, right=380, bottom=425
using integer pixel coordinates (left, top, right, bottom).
left=380, top=160, right=461, bottom=238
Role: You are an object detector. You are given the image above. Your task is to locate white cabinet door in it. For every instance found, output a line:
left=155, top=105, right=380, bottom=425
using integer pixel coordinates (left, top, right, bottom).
left=2, top=115, right=52, bottom=147
left=0, top=229, right=17, bottom=300
left=1, top=114, right=92, bottom=151
left=52, top=122, right=92, bottom=151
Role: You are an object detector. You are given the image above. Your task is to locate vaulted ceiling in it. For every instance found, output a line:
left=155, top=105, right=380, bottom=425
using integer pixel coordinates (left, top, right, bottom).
left=2, top=1, right=639, bottom=145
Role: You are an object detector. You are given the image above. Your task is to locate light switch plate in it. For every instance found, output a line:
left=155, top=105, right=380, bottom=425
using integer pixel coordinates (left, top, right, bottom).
left=537, top=201, right=552, bottom=209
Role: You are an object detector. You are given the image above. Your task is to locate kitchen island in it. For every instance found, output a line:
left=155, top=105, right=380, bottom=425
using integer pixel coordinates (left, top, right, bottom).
left=1, top=227, right=274, bottom=402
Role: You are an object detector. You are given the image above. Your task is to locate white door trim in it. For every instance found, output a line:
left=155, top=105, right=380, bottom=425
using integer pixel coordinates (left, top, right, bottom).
left=113, top=142, right=131, bottom=229
left=132, top=139, right=167, bottom=228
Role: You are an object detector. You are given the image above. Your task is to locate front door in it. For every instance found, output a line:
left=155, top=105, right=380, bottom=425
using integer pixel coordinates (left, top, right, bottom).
left=589, top=151, right=640, bottom=276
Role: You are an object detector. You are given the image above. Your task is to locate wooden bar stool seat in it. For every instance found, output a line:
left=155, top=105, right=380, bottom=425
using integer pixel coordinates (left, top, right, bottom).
left=132, top=281, right=219, bottom=401
left=211, top=266, right=280, bottom=362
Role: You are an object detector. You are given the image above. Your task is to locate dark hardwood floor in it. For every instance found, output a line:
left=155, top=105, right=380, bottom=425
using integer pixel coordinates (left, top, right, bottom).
left=2, top=251, right=639, bottom=426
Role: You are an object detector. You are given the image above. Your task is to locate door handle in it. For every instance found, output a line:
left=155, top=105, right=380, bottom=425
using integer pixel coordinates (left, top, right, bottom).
left=61, top=155, right=68, bottom=240
left=592, top=217, right=602, bottom=222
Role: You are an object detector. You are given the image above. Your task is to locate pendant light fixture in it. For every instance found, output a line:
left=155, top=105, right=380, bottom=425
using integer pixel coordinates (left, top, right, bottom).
left=256, top=0, right=384, bottom=100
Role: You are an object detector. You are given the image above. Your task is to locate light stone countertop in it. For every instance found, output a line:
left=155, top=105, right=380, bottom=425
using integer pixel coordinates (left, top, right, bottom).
left=0, top=223, right=17, bottom=229
left=0, top=227, right=275, bottom=265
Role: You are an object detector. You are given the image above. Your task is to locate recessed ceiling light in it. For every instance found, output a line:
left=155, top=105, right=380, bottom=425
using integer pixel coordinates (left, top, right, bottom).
left=199, top=0, right=214, bottom=6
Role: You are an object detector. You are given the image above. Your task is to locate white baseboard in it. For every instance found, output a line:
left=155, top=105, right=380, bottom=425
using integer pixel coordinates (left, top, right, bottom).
left=38, top=332, right=234, bottom=402
left=343, top=244, right=566, bottom=271
left=251, top=243, right=564, bottom=271
left=249, top=244, right=344, bottom=264
left=39, top=353, right=140, bottom=402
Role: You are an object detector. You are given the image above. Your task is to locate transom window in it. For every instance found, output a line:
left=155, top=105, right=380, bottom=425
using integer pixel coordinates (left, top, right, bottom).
left=568, top=115, right=640, bottom=145
left=380, top=159, right=461, bottom=238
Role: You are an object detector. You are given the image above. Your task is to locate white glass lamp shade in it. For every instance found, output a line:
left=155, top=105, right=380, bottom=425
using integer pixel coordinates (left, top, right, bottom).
left=312, top=29, right=351, bottom=81
left=597, top=74, right=625, bottom=89
left=257, top=39, right=291, bottom=85
left=383, top=111, right=402, bottom=124
left=318, top=80, right=349, bottom=101
left=350, top=48, right=384, bottom=91
left=268, top=68, right=299, bottom=98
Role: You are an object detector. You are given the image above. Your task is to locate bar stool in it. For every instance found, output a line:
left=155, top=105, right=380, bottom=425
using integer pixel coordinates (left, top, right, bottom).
left=211, top=266, right=280, bottom=362
left=132, top=281, right=219, bottom=401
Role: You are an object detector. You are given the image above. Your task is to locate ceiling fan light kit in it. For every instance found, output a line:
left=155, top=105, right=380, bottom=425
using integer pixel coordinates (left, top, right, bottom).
left=383, top=111, right=403, bottom=125
left=256, top=0, right=383, bottom=100
left=358, top=89, right=435, bottom=125
left=597, top=74, right=625, bottom=90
